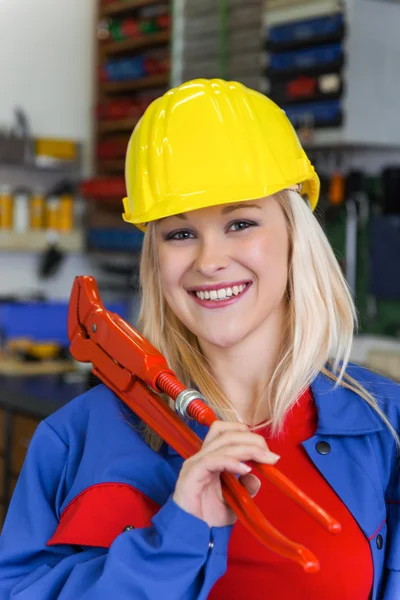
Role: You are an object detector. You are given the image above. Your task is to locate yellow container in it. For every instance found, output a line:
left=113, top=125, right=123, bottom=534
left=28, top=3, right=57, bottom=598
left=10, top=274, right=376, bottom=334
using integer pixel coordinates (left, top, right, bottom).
left=7, top=338, right=60, bottom=360
left=30, top=193, right=46, bottom=229
left=0, top=187, right=13, bottom=229
left=58, top=195, right=74, bottom=231
left=35, top=138, right=77, bottom=161
left=45, top=197, right=61, bottom=230
left=29, top=342, right=61, bottom=360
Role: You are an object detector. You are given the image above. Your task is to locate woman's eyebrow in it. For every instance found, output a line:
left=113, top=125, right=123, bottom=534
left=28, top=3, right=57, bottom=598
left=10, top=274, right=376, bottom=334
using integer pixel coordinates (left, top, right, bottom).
left=159, top=213, right=187, bottom=222
left=165, top=203, right=261, bottom=222
left=221, top=203, right=262, bottom=214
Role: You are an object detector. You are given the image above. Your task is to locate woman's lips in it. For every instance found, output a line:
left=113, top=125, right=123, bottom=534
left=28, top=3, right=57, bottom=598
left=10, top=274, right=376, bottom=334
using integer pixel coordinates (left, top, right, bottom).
left=189, top=282, right=252, bottom=309
left=187, top=280, right=251, bottom=293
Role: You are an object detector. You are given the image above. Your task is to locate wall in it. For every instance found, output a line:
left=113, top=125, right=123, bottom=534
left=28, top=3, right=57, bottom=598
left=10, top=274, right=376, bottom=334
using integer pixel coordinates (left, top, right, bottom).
left=0, top=252, right=98, bottom=299
left=0, top=0, right=98, bottom=300
left=0, top=0, right=96, bottom=153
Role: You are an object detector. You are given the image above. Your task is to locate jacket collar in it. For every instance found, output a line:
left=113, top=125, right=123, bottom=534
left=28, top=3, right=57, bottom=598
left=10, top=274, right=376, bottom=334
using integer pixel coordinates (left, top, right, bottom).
left=311, top=371, right=384, bottom=436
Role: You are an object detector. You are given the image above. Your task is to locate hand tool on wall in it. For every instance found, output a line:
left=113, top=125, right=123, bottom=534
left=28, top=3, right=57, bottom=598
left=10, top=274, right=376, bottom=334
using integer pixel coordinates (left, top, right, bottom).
left=344, top=170, right=368, bottom=299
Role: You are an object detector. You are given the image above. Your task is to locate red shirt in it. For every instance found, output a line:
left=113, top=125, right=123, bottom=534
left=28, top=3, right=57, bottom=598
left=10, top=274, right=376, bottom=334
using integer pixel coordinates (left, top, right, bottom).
left=209, top=388, right=373, bottom=599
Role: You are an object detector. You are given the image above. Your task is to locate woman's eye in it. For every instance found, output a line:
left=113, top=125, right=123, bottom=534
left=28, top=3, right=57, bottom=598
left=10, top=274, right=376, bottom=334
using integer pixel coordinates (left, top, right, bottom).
left=165, top=230, right=194, bottom=241
left=228, top=220, right=256, bottom=232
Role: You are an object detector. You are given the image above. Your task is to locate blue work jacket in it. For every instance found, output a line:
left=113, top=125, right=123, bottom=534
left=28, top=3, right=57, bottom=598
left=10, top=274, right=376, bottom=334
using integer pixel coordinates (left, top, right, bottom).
left=0, top=365, right=399, bottom=599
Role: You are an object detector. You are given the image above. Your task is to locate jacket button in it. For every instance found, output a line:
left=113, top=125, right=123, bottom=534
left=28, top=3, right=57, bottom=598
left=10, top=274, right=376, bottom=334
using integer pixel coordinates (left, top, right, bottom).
left=123, top=525, right=135, bottom=532
left=208, top=541, right=214, bottom=550
left=376, top=534, right=383, bottom=550
left=316, top=441, right=331, bottom=455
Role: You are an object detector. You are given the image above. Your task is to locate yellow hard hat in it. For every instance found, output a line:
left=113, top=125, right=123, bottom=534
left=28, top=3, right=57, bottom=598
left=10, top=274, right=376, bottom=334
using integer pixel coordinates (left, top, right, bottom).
left=122, top=79, right=319, bottom=230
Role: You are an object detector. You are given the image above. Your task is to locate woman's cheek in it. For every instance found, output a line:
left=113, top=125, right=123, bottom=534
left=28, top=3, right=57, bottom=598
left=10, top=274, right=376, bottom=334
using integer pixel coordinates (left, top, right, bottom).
left=158, top=253, right=188, bottom=302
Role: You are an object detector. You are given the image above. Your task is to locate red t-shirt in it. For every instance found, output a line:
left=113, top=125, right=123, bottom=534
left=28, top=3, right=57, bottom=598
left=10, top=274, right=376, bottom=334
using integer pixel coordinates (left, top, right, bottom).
left=209, top=388, right=373, bottom=599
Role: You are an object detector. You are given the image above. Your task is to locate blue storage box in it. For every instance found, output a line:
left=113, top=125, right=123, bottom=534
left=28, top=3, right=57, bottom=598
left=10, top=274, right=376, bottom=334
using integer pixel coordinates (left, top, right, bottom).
left=105, top=56, right=146, bottom=82
left=268, top=14, right=344, bottom=50
left=0, top=300, right=129, bottom=347
left=87, top=228, right=144, bottom=252
left=282, top=99, right=342, bottom=128
left=369, top=216, right=400, bottom=300
left=269, top=43, right=343, bottom=76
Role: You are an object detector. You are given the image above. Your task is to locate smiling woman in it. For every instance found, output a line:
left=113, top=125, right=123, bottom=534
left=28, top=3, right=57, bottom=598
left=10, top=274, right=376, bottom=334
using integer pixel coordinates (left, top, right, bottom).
left=1, top=79, right=400, bottom=600
left=158, top=198, right=287, bottom=336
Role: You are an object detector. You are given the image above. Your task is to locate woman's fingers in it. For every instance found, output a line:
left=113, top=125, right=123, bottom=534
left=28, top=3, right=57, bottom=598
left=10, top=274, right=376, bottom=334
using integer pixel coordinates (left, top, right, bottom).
left=173, top=419, right=278, bottom=527
left=204, top=420, right=249, bottom=444
left=183, top=443, right=280, bottom=485
left=201, top=425, right=280, bottom=465
left=203, top=431, right=272, bottom=456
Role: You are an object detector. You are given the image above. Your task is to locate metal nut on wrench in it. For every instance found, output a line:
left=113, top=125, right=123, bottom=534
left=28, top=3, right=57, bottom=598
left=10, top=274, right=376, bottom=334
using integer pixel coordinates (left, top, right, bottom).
left=175, top=389, right=208, bottom=419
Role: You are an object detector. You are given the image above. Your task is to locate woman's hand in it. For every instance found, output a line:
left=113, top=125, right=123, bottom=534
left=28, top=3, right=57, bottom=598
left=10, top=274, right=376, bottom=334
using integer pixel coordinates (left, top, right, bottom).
left=172, top=421, right=280, bottom=528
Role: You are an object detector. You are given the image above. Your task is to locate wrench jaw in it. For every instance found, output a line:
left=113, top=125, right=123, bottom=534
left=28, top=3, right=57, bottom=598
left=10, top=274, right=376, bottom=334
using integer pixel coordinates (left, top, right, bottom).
left=74, top=275, right=104, bottom=327
left=67, top=277, right=83, bottom=345
left=68, top=276, right=99, bottom=365
left=68, top=276, right=145, bottom=392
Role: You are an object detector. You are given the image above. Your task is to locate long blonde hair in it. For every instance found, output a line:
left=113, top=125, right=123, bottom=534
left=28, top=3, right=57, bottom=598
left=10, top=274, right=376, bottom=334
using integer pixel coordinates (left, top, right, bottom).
left=137, top=189, right=398, bottom=450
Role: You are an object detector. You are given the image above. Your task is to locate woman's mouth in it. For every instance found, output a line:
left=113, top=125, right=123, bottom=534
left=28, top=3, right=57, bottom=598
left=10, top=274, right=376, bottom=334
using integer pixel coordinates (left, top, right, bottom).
left=188, top=282, right=252, bottom=308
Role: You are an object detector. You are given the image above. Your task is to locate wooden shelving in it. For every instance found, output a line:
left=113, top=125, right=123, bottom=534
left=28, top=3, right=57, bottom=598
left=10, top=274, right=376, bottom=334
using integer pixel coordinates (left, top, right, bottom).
left=98, top=118, right=139, bottom=134
left=0, top=230, right=84, bottom=252
left=100, top=0, right=164, bottom=17
left=92, top=1, right=171, bottom=249
left=98, top=160, right=125, bottom=172
left=103, top=30, right=170, bottom=55
left=103, top=72, right=169, bottom=93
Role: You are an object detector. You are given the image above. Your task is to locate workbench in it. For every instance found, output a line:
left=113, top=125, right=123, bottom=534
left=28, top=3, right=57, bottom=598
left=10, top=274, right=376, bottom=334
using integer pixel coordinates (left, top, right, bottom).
left=0, top=374, right=86, bottom=526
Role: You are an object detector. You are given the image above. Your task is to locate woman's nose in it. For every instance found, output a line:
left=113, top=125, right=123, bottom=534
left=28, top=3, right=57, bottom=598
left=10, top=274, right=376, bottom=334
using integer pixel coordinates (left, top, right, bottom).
left=194, top=237, right=229, bottom=278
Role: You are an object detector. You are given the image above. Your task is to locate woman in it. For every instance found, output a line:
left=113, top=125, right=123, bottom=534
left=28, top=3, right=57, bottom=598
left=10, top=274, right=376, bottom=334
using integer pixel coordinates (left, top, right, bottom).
left=0, top=79, right=399, bottom=600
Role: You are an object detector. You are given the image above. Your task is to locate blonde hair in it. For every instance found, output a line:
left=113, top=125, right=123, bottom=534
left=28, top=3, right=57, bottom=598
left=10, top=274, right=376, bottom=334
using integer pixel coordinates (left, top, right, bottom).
left=137, top=189, right=398, bottom=450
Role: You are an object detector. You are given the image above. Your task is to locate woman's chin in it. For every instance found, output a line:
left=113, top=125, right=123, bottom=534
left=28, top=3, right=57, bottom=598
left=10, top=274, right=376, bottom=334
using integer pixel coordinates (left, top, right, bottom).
left=195, top=328, right=246, bottom=350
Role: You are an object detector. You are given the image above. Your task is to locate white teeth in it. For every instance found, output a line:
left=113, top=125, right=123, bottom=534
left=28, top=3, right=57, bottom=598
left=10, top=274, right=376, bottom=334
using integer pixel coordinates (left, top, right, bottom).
left=195, top=284, right=247, bottom=301
left=217, top=288, right=226, bottom=299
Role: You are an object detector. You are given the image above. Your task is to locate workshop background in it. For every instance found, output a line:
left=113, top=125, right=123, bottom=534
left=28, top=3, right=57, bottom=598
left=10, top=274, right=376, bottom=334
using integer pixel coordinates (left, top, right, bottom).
left=0, top=0, right=399, bottom=527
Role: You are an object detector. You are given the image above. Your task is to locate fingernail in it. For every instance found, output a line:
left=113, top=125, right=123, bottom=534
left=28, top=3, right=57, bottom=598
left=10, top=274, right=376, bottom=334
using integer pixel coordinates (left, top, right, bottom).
left=264, top=452, right=280, bottom=463
left=241, top=463, right=252, bottom=473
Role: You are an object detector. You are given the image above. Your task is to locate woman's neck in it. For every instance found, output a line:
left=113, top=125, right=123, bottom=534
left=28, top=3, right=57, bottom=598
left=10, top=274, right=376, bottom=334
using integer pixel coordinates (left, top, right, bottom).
left=199, top=305, right=287, bottom=425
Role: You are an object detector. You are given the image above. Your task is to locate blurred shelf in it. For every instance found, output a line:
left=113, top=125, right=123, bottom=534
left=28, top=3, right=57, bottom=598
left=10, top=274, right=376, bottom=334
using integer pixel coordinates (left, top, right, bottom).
left=103, top=31, right=170, bottom=55
left=0, top=359, right=77, bottom=376
left=100, top=0, right=164, bottom=17
left=87, top=226, right=143, bottom=253
left=300, top=128, right=400, bottom=150
left=0, top=160, right=80, bottom=174
left=98, top=118, right=139, bottom=134
left=95, top=2, right=171, bottom=239
left=98, top=160, right=125, bottom=172
left=0, top=136, right=81, bottom=173
left=103, top=73, right=169, bottom=93
left=0, top=230, right=84, bottom=252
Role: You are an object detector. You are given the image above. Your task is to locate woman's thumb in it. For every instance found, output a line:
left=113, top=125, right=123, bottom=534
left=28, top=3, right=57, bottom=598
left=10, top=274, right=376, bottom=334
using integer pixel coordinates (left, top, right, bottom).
left=239, top=473, right=261, bottom=498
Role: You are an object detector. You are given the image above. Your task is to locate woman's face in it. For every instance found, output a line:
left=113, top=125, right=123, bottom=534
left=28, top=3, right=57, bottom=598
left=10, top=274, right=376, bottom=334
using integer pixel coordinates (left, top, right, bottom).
left=156, top=196, right=290, bottom=349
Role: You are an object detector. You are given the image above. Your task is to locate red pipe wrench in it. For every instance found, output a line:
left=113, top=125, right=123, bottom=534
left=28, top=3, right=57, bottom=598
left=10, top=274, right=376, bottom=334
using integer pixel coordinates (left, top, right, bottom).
left=68, top=275, right=341, bottom=572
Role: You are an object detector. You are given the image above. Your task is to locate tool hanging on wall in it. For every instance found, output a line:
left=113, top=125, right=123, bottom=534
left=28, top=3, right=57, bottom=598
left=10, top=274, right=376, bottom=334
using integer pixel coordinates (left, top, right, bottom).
left=381, top=166, right=400, bottom=215
left=344, top=170, right=368, bottom=299
left=368, top=166, right=400, bottom=332
left=38, top=180, right=78, bottom=279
